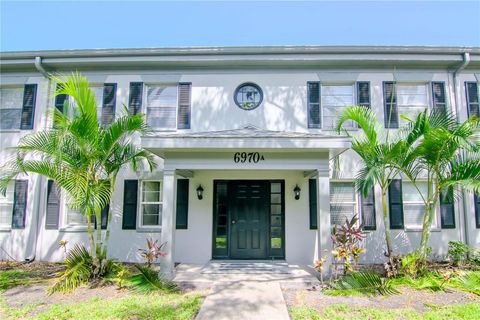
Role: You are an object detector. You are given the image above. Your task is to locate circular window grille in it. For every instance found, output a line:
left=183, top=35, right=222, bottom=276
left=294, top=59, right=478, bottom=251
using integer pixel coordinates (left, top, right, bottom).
left=234, top=83, right=263, bottom=110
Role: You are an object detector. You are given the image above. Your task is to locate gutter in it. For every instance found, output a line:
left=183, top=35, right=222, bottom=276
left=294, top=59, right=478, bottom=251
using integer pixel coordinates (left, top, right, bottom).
left=451, top=52, right=472, bottom=247
left=26, top=56, right=50, bottom=262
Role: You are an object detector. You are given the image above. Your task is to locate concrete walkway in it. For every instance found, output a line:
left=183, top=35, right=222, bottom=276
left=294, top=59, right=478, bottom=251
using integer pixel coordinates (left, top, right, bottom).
left=195, top=281, right=290, bottom=320
left=174, top=261, right=320, bottom=320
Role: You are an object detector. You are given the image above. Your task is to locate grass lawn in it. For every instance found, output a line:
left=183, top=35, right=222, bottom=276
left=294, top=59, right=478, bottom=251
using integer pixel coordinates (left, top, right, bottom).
left=290, top=303, right=480, bottom=320
left=1, top=293, right=203, bottom=320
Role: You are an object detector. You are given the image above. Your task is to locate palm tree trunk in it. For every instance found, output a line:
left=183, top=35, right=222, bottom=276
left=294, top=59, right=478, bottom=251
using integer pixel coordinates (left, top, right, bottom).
left=86, top=213, right=96, bottom=258
left=101, top=175, right=117, bottom=259
left=419, top=195, right=439, bottom=258
left=381, top=188, right=393, bottom=257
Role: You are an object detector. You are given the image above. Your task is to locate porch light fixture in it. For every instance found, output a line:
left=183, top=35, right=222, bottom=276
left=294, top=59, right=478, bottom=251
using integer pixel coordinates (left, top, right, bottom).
left=196, top=185, right=204, bottom=200
left=293, top=184, right=301, bottom=200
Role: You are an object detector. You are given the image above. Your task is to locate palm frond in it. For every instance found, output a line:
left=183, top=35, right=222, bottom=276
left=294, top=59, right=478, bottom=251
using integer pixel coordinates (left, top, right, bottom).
left=126, top=264, right=178, bottom=293
left=328, top=272, right=399, bottom=296
left=48, top=244, right=93, bottom=294
left=336, top=106, right=380, bottom=144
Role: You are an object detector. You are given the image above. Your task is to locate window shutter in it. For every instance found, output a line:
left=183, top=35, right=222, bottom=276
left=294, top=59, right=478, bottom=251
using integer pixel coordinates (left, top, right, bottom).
left=383, top=82, right=398, bottom=128
left=357, top=82, right=371, bottom=108
left=309, top=179, right=318, bottom=229
left=122, top=180, right=138, bottom=229
left=388, top=179, right=404, bottom=229
left=307, top=82, right=321, bottom=128
left=54, top=92, right=68, bottom=114
left=20, top=84, right=37, bottom=130
left=102, top=83, right=117, bottom=125
left=475, top=193, right=480, bottom=229
left=177, top=83, right=192, bottom=129
left=360, top=187, right=376, bottom=230
left=440, top=188, right=455, bottom=229
left=128, top=82, right=143, bottom=115
left=176, top=179, right=189, bottom=229
left=465, top=82, right=479, bottom=118
left=431, top=82, right=447, bottom=116
left=12, top=180, right=28, bottom=229
left=45, top=180, right=60, bottom=229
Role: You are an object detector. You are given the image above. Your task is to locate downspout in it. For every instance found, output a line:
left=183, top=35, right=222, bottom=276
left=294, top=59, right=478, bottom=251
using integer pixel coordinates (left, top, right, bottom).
left=26, top=57, right=50, bottom=261
left=451, top=52, right=471, bottom=246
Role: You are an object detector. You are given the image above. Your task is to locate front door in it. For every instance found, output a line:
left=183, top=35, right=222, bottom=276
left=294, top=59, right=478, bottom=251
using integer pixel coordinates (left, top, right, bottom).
left=229, top=181, right=269, bottom=259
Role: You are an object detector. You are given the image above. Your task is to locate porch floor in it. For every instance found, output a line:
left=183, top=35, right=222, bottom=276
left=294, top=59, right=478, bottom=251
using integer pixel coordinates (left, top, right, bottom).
left=173, top=260, right=320, bottom=288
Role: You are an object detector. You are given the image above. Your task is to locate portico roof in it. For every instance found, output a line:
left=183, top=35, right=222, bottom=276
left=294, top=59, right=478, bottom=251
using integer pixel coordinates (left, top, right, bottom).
left=141, top=125, right=351, bottom=157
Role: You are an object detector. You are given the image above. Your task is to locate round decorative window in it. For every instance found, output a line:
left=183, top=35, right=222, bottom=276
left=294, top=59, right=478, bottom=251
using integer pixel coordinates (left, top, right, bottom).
left=234, top=83, right=263, bottom=110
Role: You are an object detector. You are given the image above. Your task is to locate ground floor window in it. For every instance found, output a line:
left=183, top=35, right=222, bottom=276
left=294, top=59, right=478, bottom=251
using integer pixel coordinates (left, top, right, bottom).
left=402, top=181, right=437, bottom=229
left=0, top=182, right=13, bottom=227
left=330, top=182, right=358, bottom=226
left=140, top=180, right=162, bottom=227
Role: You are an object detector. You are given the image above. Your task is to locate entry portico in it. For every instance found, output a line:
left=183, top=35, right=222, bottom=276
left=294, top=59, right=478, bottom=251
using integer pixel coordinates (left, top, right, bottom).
left=142, top=126, right=351, bottom=277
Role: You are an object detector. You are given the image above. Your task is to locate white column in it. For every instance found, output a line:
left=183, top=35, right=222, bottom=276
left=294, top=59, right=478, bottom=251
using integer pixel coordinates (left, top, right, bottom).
left=160, top=169, right=177, bottom=279
left=317, top=171, right=332, bottom=278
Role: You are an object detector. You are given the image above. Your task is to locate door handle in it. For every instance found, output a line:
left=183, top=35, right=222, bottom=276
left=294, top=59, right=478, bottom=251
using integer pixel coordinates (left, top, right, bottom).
left=231, top=219, right=236, bottom=224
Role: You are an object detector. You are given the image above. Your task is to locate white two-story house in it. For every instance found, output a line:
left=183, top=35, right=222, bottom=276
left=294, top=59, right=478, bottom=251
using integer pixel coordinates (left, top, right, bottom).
left=0, top=46, right=479, bottom=276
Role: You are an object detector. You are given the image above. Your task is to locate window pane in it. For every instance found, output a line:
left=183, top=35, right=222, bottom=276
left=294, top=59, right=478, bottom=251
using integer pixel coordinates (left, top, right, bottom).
left=0, top=88, right=23, bottom=109
left=216, top=237, right=227, bottom=249
left=331, top=204, right=356, bottom=226
left=404, top=203, right=425, bottom=228
left=0, top=204, right=12, bottom=226
left=403, top=182, right=427, bottom=202
left=143, top=181, right=161, bottom=202
left=271, top=204, right=281, bottom=215
left=322, top=85, right=354, bottom=96
left=66, top=207, right=87, bottom=225
left=147, top=86, right=177, bottom=130
left=142, top=204, right=161, bottom=226
left=271, top=193, right=281, bottom=204
left=271, top=215, right=281, bottom=226
left=271, top=237, right=282, bottom=249
left=330, top=183, right=356, bottom=203
left=271, top=183, right=281, bottom=193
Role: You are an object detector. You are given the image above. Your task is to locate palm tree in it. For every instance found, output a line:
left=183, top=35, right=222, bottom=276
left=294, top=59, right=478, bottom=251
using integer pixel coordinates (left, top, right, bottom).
left=399, top=111, right=480, bottom=258
left=0, top=73, right=155, bottom=274
left=337, top=106, right=404, bottom=258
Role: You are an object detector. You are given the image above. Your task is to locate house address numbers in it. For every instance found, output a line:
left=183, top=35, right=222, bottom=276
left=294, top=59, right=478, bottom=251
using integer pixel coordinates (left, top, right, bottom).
left=233, top=152, right=265, bottom=163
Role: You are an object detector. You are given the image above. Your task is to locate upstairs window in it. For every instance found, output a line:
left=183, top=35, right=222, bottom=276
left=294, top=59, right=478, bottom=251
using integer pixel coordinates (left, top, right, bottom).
left=0, top=87, right=23, bottom=130
left=396, top=84, right=429, bottom=125
left=321, top=84, right=355, bottom=129
left=146, top=86, right=178, bottom=130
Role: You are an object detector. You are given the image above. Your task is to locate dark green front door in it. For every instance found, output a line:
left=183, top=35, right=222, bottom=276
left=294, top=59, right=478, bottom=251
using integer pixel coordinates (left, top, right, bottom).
left=229, top=181, right=269, bottom=259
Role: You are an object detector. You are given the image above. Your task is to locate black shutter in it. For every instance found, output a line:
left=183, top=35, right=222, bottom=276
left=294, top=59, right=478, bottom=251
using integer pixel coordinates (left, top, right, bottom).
left=388, top=179, right=404, bottom=229
left=54, top=86, right=68, bottom=114
left=102, top=83, right=117, bottom=125
left=357, top=82, right=371, bottom=108
left=360, top=187, right=376, bottom=230
left=475, top=193, right=480, bottom=229
left=20, top=84, right=37, bottom=130
left=307, top=82, right=321, bottom=128
left=122, top=180, right=138, bottom=229
left=93, top=205, right=109, bottom=230
left=12, top=180, right=28, bottom=229
left=383, top=82, right=398, bottom=128
left=176, top=179, right=189, bottom=229
left=440, top=188, right=455, bottom=229
left=465, top=82, right=479, bottom=118
left=177, top=83, right=191, bottom=129
left=309, top=179, right=318, bottom=229
left=45, top=180, right=60, bottom=229
left=128, top=82, right=143, bottom=115
left=432, top=82, right=447, bottom=116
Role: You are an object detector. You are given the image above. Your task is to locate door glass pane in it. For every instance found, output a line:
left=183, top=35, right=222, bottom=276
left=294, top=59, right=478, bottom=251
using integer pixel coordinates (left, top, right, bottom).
left=269, top=182, right=284, bottom=255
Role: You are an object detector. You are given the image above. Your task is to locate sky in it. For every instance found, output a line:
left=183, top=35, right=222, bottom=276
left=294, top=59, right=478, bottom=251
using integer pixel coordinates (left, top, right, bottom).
left=1, top=1, right=479, bottom=52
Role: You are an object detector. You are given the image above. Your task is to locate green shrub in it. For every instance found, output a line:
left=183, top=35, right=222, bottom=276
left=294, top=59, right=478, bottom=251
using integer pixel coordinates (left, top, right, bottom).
left=401, top=250, right=428, bottom=278
left=126, top=265, right=178, bottom=293
left=326, top=271, right=398, bottom=296
left=448, top=241, right=470, bottom=265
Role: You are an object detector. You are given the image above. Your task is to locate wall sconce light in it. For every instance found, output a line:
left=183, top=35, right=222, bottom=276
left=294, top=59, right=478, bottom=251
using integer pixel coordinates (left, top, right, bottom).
left=293, top=184, right=301, bottom=200
left=196, top=185, right=204, bottom=200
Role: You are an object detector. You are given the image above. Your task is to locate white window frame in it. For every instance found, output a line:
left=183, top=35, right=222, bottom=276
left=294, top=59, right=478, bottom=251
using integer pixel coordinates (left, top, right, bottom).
left=402, top=180, right=440, bottom=231
left=143, top=84, right=179, bottom=131
left=329, top=180, right=360, bottom=227
left=0, top=86, right=24, bottom=131
left=321, top=83, right=356, bottom=130
left=396, top=83, right=431, bottom=126
left=0, top=182, right=14, bottom=230
left=138, top=180, right=163, bottom=229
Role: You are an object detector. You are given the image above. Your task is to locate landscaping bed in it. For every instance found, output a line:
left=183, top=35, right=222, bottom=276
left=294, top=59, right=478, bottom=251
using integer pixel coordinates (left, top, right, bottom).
left=0, top=262, right=206, bottom=320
